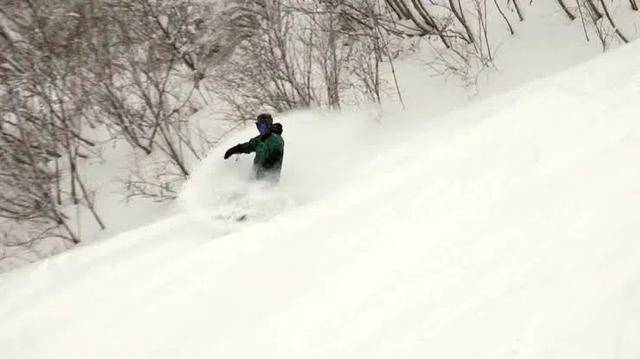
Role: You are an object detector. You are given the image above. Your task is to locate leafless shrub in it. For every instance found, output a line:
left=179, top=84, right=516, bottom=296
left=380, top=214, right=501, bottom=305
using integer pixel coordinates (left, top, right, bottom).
left=0, top=1, right=105, bottom=250
left=0, top=0, right=232, bottom=263
left=211, top=0, right=404, bottom=116
left=350, top=0, right=503, bottom=90
left=566, top=0, right=630, bottom=50
left=84, top=0, right=232, bottom=194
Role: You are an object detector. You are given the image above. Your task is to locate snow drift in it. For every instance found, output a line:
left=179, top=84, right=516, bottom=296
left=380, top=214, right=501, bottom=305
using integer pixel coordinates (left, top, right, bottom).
left=2, top=42, right=640, bottom=359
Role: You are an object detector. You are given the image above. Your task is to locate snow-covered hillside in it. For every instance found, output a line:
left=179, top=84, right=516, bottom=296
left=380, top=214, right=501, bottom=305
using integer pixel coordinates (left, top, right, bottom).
left=2, top=39, right=640, bottom=359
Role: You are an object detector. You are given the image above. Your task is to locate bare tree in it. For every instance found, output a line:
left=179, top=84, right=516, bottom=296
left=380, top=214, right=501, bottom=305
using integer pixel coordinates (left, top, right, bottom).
left=82, top=0, right=232, bottom=200
left=0, top=0, right=105, bottom=250
left=0, top=0, right=232, bottom=264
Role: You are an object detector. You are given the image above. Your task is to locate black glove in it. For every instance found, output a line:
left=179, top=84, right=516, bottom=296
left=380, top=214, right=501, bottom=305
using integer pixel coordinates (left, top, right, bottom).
left=224, top=145, right=241, bottom=159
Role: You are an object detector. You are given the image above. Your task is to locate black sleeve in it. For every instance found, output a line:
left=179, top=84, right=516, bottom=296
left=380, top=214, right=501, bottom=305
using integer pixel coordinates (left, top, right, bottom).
left=235, top=137, right=259, bottom=154
left=224, top=138, right=259, bottom=159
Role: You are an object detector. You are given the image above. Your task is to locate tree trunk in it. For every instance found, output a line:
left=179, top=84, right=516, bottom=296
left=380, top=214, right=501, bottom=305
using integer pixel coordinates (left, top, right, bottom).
left=449, top=0, right=476, bottom=44
left=585, top=0, right=603, bottom=19
left=512, top=0, right=524, bottom=21
left=494, top=0, right=515, bottom=34
left=556, top=0, right=576, bottom=20
left=411, top=0, right=451, bottom=48
left=599, top=0, right=629, bottom=43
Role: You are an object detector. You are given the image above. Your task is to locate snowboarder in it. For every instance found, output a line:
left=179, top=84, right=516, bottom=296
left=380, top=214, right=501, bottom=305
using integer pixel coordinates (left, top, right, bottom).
left=223, top=113, right=285, bottom=181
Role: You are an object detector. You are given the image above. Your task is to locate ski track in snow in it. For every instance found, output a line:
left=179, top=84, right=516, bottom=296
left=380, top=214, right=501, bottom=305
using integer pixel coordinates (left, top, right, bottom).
left=2, top=41, right=640, bottom=359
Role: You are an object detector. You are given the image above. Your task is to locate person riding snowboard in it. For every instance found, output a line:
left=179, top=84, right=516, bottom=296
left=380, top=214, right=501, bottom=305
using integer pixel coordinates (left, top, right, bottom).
left=223, top=113, right=284, bottom=181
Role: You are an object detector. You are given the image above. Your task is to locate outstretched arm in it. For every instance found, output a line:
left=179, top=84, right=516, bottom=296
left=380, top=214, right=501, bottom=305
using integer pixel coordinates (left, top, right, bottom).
left=223, top=138, right=258, bottom=159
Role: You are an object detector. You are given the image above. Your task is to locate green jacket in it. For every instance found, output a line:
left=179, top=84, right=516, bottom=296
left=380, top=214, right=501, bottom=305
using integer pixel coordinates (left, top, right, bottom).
left=236, top=133, right=285, bottom=179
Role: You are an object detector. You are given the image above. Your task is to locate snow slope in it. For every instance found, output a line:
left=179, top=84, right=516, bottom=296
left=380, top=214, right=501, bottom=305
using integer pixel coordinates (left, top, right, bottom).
left=2, top=41, right=640, bottom=358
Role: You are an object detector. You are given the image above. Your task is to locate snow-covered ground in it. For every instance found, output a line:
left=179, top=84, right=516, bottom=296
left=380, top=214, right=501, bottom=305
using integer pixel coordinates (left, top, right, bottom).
left=2, top=28, right=640, bottom=358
